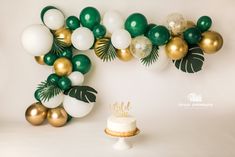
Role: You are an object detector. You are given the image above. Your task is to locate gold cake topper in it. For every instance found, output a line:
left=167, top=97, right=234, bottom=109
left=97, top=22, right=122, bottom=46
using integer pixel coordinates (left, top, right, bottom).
left=110, top=102, right=131, bottom=117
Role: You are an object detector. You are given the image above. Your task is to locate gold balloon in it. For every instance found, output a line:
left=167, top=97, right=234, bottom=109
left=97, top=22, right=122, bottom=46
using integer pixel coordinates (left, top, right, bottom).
left=34, top=55, right=45, bottom=65
left=54, top=28, right=72, bottom=47
left=165, top=37, right=188, bottom=60
left=53, top=57, right=72, bottom=76
left=25, top=102, right=48, bottom=125
left=184, top=20, right=196, bottom=30
left=47, top=107, right=68, bottom=127
left=117, top=48, right=133, bottom=61
left=94, top=37, right=114, bottom=60
left=199, top=31, right=223, bottom=54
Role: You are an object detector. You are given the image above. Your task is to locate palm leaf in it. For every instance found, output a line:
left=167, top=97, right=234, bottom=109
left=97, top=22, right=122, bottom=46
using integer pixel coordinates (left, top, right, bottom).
left=50, top=36, right=68, bottom=56
left=141, top=45, right=159, bottom=66
left=94, top=37, right=117, bottom=62
left=173, top=45, right=204, bottom=73
left=64, top=86, right=98, bottom=103
left=37, top=81, right=63, bottom=102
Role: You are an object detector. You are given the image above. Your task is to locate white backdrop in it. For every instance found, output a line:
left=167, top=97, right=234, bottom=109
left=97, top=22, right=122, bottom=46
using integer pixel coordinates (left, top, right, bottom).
left=0, top=0, right=235, bottom=157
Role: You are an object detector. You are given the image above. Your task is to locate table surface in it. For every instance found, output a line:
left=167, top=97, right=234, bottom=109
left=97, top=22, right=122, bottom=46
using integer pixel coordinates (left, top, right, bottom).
left=1, top=109, right=235, bottom=157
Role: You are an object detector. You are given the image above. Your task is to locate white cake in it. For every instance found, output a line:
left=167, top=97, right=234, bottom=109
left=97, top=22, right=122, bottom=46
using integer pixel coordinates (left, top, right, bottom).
left=106, top=115, right=137, bottom=135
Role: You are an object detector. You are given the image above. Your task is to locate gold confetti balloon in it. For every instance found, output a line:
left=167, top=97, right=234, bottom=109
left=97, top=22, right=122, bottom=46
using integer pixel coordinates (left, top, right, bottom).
left=130, top=36, right=152, bottom=58
left=53, top=57, right=72, bottom=76
left=34, top=55, right=45, bottom=65
left=25, top=102, right=48, bottom=125
left=117, top=48, right=133, bottom=61
left=54, top=27, right=72, bottom=47
left=47, top=107, right=68, bottom=127
left=165, top=37, right=188, bottom=60
left=199, top=31, right=223, bottom=54
left=166, top=13, right=186, bottom=36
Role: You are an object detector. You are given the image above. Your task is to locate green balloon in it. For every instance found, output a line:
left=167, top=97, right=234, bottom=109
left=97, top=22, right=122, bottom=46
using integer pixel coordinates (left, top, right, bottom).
left=183, top=27, right=201, bottom=44
left=58, top=77, right=71, bottom=90
left=93, top=24, right=106, bottom=39
left=145, top=23, right=157, bottom=37
left=148, top=25, right=170, bottom=46
left=72, top=54, right=91, bottom=74
left=44, top=53, right=58, bottom=66
left=40, top=6, right=57, bottom=23
left=58, top=47, right=73, bottom=59
left=90, top=39, right=96, bottom=50
left=79, top=7, right=101, bottom=30
left=47, top=73, right=60, bottom=84
left=197, top=16, right=212, bottom=32
left=125, top=13, right=148, bottom=37
left=67, top=114, right=73, bottom=122
left=34, top=89, right=41, bottom=101
left=66, top=16, right=80, bottom=30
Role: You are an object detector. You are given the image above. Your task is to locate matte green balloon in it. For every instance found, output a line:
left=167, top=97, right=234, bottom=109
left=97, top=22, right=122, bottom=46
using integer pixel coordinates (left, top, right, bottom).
left=145, top=23, right=157, bottom=37
left=79, top=7, right=101, bottom=30
left=34, top=89, right=41, bottom=101
left=58, top=47, right=73, bottom=59
left=93, top=24, right=106, bottom=39
left=183, top=27, right=201, bottom=44
left=44, top=53, right=58, bottom=66
left=47, top=73, right=60, bottom=84
left=58, top=77, right=71, bottom=90
left=125, top=13, right=148, bottom=37
left=148, top=25, right=170, bottom=46
left=72, top=54, right=91, bottom=74
left=40, top=6, right=57, bottom=23
left=197, top=16, right=212, bottom=32
left=66, top=16, right=80, bottom=30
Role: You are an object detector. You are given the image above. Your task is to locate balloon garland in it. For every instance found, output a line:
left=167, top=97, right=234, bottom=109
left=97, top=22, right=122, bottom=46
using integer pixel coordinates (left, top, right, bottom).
left=22, top=6, right=223, bottom=127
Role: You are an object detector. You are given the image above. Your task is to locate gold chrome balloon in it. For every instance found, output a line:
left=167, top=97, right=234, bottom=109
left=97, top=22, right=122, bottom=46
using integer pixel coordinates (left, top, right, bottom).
left=34, top=55, right=45, bottom=65
left=199, top=31, right=223, bottom=54
left=47, top=107, right=68, bottom=127
left=184, top=20, right=196, bottom=30
left=117, top=48, right=133, bottom=61
left=54, top=28, right=72, bottom=47
left=53, top=57, right=72, bottom=76
left=165, top=37, right=188, bottom=60
left=94, top=37, right=116, bottom=61
left=25, top=102, right=48, bottom=125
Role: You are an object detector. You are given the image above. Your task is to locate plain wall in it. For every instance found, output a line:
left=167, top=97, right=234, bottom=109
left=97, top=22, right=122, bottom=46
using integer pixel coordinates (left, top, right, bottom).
left=0, top=0, right=234, bottom=123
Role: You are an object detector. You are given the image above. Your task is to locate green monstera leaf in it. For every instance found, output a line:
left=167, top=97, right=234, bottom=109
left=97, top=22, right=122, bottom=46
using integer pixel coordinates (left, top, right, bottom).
left=64, top=86, right=98, bottom=103
left=94, top=37, right=117, bottom=62
left=141, top=45, right=159, bottom=66
left=173, top=45, right=204, bottom=73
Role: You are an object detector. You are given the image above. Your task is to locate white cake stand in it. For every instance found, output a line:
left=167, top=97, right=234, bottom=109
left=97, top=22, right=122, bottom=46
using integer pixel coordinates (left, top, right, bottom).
left=105, top=128, right=140, bottom=150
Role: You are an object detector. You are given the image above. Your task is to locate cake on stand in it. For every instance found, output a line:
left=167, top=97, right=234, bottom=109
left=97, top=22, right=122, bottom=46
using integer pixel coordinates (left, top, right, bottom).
left=105, top=127, right=140, bottom=150
left=105, top=102, right=140, bottom=150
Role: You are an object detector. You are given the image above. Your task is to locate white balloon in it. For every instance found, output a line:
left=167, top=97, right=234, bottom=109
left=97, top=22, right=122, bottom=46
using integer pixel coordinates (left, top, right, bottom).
left=143, top=46, right=170, bottom=71
left=103, top=11, right=124, bottom=33
left=41, top=93, right=64, bottom=108
left=71, top=27, right=95, bottom=50
left=21, top=24, right=53, bottom=56
left=63, top=96, right=94, bottom=118
left=111, top=29, right=131, bottom=49
left=43, top=9, right=65, bottom=30
left=68, top=72, right=84, bottom=86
